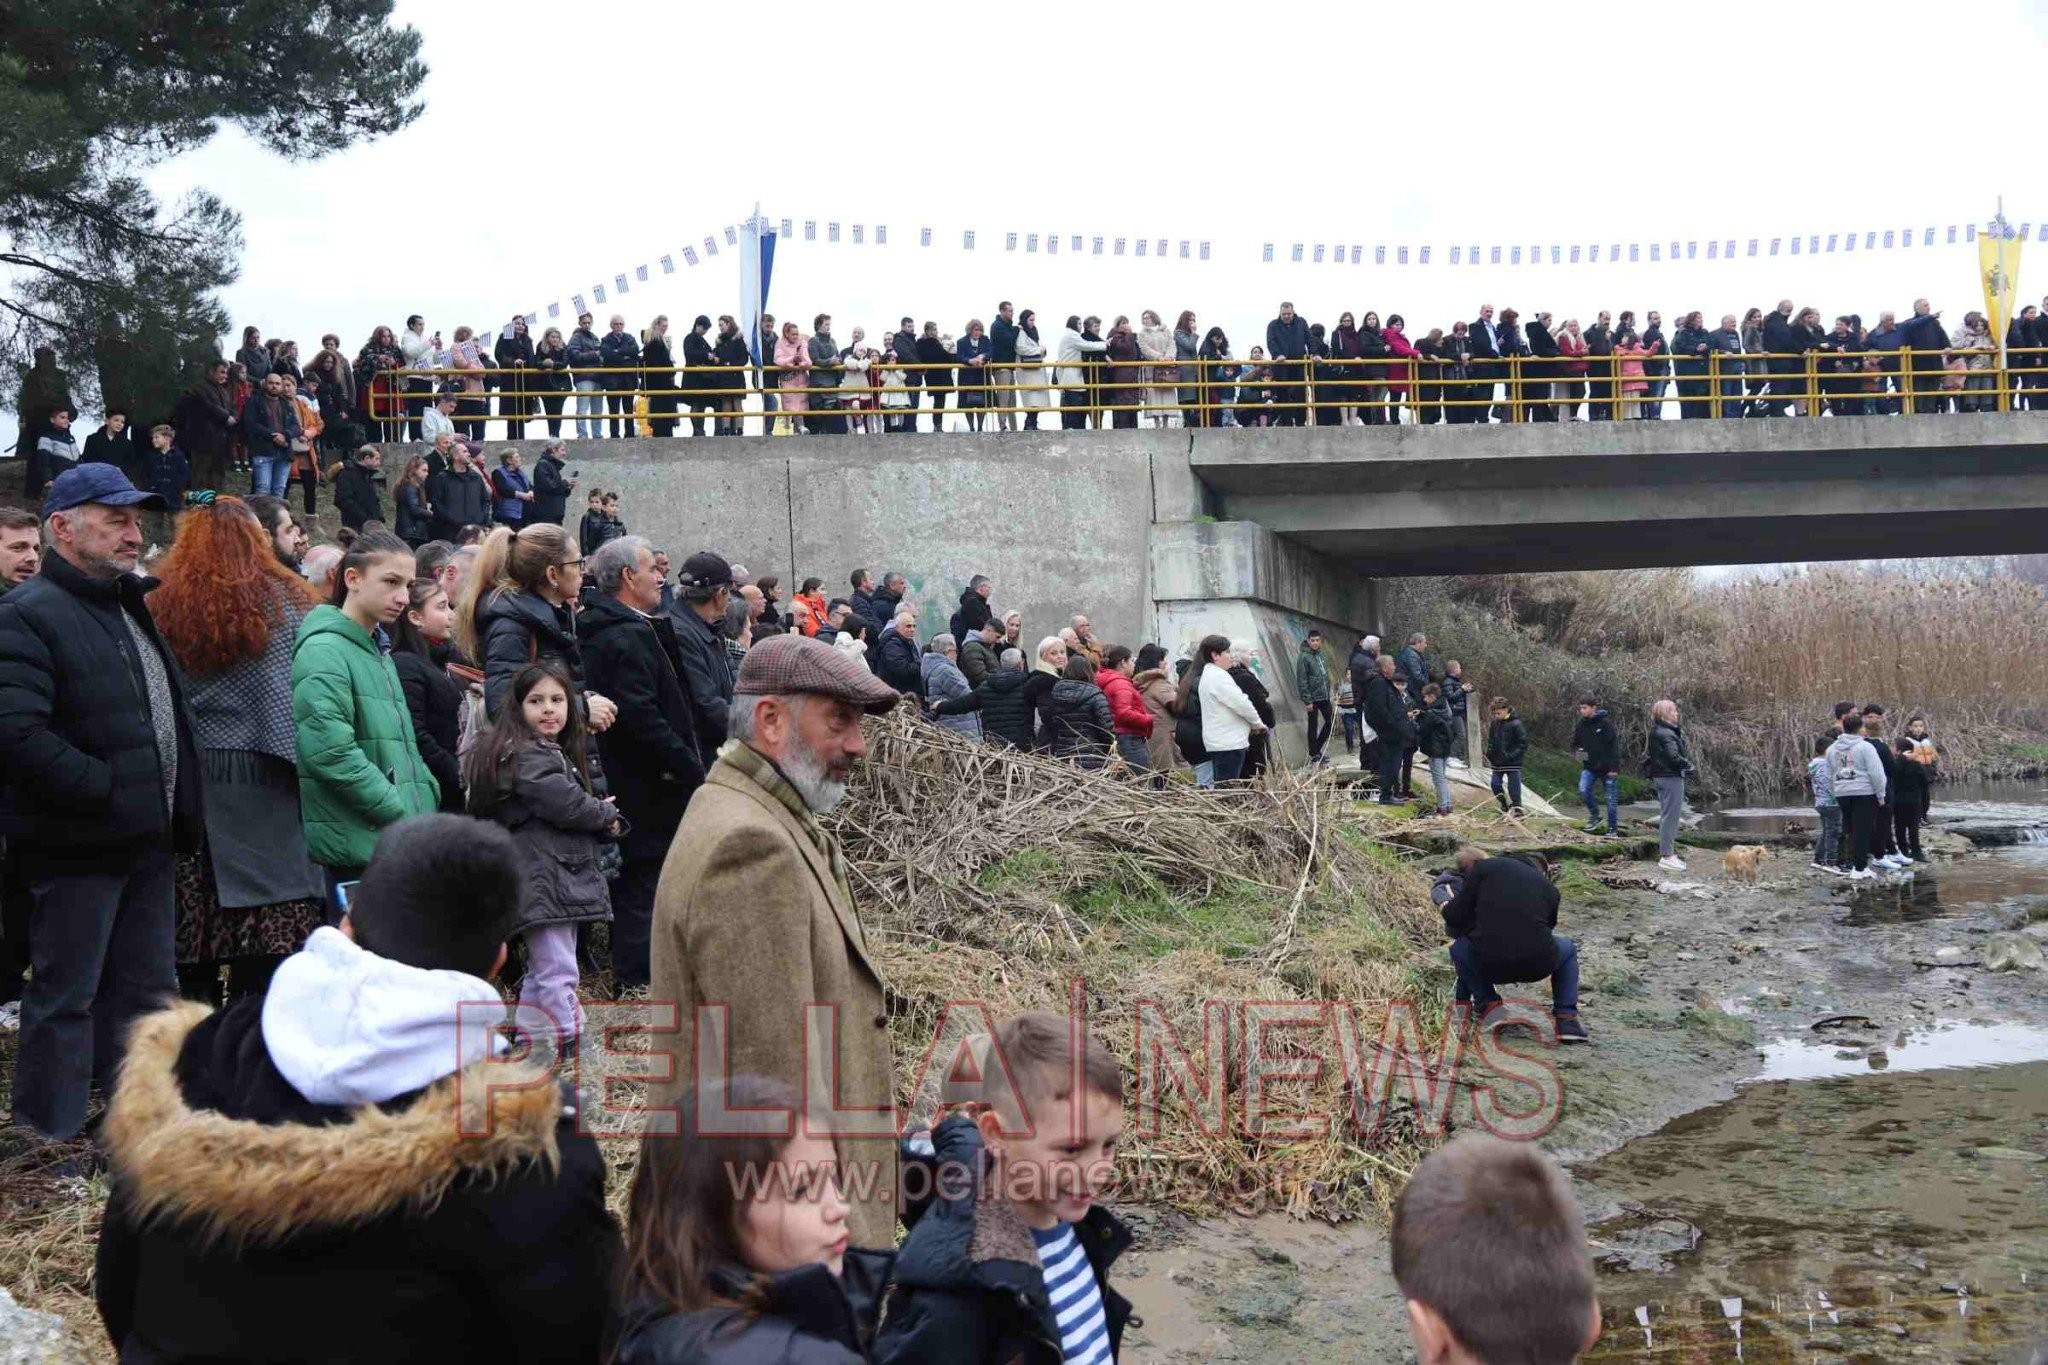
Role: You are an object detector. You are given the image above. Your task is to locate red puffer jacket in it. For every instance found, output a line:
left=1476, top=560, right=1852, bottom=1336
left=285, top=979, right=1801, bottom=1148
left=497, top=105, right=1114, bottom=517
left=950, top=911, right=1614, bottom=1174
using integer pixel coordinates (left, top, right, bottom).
left=1096, top=667, right=1155, bottom=737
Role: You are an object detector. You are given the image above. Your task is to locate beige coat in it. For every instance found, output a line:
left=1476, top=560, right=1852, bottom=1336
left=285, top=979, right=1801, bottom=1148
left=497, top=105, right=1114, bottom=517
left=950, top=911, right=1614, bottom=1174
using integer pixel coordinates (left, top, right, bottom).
left=1134, top=668, right=1180, bottom=773
left=650, top=751, right=896, bottom=1250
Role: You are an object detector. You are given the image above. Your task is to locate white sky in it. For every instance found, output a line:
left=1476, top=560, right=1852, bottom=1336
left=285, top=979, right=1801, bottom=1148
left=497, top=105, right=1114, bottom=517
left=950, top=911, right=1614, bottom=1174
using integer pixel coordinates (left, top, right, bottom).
left=14, top=0, right=2048, bottom=467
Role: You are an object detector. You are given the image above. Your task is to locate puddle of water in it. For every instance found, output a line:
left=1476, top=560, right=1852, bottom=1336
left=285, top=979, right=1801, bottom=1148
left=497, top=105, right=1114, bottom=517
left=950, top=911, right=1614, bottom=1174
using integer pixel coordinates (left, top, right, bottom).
left=1582, top=1059, right=2048, bottom=1362
left=1755, top=1021, right=2048, bottom=1081
left=1841, top=840, right=2048, bottom=924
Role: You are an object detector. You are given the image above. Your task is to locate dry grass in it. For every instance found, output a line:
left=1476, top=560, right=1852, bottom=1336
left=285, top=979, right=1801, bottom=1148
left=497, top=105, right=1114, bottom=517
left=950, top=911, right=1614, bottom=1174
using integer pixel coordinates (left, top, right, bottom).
left=1390, top=565, right=2048, bottom=798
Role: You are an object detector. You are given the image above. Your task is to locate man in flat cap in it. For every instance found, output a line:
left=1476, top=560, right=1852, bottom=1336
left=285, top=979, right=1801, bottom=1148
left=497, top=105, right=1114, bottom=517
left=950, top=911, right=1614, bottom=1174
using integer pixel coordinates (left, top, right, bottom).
left=649, top=633, right=903, bottom=1249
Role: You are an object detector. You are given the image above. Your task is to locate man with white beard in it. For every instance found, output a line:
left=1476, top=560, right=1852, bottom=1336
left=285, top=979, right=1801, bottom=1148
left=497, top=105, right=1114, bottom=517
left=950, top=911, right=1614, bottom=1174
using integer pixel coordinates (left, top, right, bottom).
left=649, top=633, right=905, bottom=1252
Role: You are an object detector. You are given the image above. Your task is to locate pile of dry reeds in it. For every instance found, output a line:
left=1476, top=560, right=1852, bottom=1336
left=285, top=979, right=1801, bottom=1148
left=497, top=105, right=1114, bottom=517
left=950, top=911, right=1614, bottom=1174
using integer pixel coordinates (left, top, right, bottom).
left=831, top=711, right=1441, bottom=1222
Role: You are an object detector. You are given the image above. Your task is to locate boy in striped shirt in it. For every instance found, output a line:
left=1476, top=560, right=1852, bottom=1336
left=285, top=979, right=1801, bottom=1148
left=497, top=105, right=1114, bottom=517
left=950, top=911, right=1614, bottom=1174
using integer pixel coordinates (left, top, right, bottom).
left=875, top=1013, right=1130, bottom=1363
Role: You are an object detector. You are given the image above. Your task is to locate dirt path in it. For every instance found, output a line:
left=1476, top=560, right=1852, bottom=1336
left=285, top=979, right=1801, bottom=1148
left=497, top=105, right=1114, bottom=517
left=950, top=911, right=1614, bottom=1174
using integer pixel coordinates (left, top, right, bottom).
left=1121, top=831, right=2048, bottom=1362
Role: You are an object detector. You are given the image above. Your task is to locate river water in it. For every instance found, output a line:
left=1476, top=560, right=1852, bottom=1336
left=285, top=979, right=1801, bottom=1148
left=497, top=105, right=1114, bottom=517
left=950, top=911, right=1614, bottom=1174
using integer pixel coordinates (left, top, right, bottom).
left=1579, top=778, right=2048, bottom=1361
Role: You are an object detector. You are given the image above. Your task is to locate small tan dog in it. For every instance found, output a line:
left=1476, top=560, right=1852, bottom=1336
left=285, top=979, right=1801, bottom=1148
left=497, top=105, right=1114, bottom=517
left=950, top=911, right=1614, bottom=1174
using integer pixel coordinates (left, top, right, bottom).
left=1722, top=844, right=1773, bottom=880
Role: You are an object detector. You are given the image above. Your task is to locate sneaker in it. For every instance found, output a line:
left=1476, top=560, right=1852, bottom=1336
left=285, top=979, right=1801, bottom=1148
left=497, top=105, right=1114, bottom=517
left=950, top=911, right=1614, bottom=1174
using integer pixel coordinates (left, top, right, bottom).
left=1849, top=868, right=1877, bottom=881
left=1658, top=856, right=1686, bottom=872
left=1606, top=826, right=1620, bottom=838
left=1581, top=820, right=1605, bottom=834
left=1555, top=1017, right=1591, bottom=1045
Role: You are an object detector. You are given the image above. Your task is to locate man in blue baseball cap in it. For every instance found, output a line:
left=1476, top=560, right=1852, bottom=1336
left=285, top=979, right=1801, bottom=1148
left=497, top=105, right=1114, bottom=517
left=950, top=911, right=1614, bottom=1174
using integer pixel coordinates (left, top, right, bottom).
left=0, top=465, right=202, bottom=1156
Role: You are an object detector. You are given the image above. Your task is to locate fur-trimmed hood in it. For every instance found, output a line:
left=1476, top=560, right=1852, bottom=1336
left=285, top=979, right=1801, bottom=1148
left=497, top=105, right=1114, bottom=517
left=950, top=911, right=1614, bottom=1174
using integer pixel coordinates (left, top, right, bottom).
left=102, top=999, right=564, bottom=1251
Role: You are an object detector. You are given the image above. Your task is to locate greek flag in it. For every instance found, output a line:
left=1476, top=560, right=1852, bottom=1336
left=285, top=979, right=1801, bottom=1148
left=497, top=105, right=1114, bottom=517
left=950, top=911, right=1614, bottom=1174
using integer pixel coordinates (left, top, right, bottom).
left=1375, top=244, right=1386, bottom=264
left=1967, top=224, right=1977, bottom=241
left=1156, top=239, right=1167, bottom=257
left=1347, top=245, right=1359, bottom=265
left=572, top=293, right=587, bottom=313
left=1450, top=246, right=1462, bottom=265
left=1046, top=233, right=1058, bottom=254
left=724, top=225, right=738, bottom=246
left=964, top=230, right=975, bottom=250
left=1096, top=237, right=1107, bottom=255
left=1117, top=237, right=1128, bottom=256
left=875, top=225, right=887, bottom=245
left=1290, top=243, right=1302, bottom=261
left=780, top=219, right=793, bottom=238
left=1686, top=241, right=1696, bottom=259
left=680, top=248, right=696, bottom=267
left=1418, top=245, right=1430, bottom=264
left=1883, top=229, right=1894, bottom=249
left=660, top=254, right=675, bottom=274
left=1200, top=241, right=1211, bottom=261
left=920, top=227, right=932, bottom=246
left=547, top=302, right=561, bottom=318
left=635, top=264, right=648, bottom=282
left=615, top=273, right=629, bottom=294
left=1790, top=237, right=1801, bottom=255
left=1469, top=244, right=1479, bottom=264
left=1808, top=235, right=1819, bottom=253
left=1071, top=235, right=1083, bottom=253
left=1399, top=246, right=1410, bottom=265
left=1179, top=240, right=1190, bottom=259
left=1262, top=242, right=1274, bottom=263
left=1707, top=241, right=1717, bottom=259
left=1826, top=234, right=1837, bottom=252
left=1608, top=244, right=1619, bottom=261
left=524, top=312, right=538, bottom=327
left=1549, top=245, right=1560, bottom=264
left=1750, top=239, right=1760, bottom=256
left=1864, top=231, right=1875, bottom=249
left=704, top=235, right=718, bottom=256
left=1026, top=233, right=1038, bottom=253
left=1629, top=244, right=1639, bottom=262
left=1139, top=239, right=1151, bottom=258
left=593, top=283, right=606, bottom=303
left=1511, top=245, right=1522, bottom=265
left=1490, top=245, right=1501, bottom=264
left=1570, top=244, right=1581, bottom=264
left=1005, top=231, right=1018, bottom=251
left=1724, top=239, right=1735, bottom=257
left=1649, top=244, right=1659, bottom=262
left=804, top=221, right=816, bottom=241
left=2024, top=224, right=2035, bottom=241
left=852, top=224, right=863, bottom=244
left=1312, top=244, right=1324, bottom=263
left=828, top=222, right=840, bottom=242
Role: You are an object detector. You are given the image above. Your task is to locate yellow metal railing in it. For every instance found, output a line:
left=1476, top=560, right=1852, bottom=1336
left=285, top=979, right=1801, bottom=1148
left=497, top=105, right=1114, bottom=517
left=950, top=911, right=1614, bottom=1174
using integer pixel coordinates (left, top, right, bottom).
left=367, top=347, right=2047, bottom=436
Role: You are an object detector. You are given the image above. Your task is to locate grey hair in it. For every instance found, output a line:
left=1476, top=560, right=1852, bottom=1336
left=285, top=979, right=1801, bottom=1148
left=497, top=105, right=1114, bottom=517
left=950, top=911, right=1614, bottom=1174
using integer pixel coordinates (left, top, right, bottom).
left=729, top=691, right=808, bottom=742
left=893, top=610, right=916, bottom=627
left=1000, top=648, right=1024, bottom=668
left=723, top=597, right=751, bottom=639
left=1409, top=631, right=1427, bottom=645
left=927, top=634, right=956, bottom=655
left=589, top=535, right=651, bottom=596
left=542, top=439, right=567, bottom=457
left=1362, top=634, right=1381, bottom=651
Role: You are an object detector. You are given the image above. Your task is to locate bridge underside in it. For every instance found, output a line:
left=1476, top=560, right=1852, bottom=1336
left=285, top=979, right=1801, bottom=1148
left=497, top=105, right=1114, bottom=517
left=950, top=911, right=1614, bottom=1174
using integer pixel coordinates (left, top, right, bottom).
left=1190, top=412, right=2048, bottom=575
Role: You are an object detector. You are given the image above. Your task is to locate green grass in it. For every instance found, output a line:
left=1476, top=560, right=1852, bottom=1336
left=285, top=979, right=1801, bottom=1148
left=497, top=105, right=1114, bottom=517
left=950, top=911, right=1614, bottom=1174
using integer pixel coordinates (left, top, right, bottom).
left=975, top=848, right=1061, bottom=893
left=1071, top=866, right=1283, bottom=957
left=1519, top=746, right=1652, bottom=807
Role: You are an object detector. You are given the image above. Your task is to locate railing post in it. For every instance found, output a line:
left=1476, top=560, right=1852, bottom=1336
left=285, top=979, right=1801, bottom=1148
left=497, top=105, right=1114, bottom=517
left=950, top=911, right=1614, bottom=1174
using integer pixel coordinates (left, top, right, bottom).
left=1901, top=347, right=1914, bottom=416
left=1804, top=350, right=1818, bottom=418
left=1507, top=353, right=1520, bottom=423
left=1998, top=348, right=2011, bottom=413
left=1709, top=351, right=1721, bottom=419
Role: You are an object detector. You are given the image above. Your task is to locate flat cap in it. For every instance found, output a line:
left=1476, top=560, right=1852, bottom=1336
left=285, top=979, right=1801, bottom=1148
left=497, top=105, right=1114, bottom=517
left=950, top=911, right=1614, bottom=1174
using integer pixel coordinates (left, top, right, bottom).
left=735, top=633, right=904, bottom=713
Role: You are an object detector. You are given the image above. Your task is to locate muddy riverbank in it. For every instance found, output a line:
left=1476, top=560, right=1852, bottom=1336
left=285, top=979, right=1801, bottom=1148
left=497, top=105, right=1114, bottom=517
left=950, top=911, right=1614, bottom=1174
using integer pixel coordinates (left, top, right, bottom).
left=1122, top=806, right=2048, bottom=1363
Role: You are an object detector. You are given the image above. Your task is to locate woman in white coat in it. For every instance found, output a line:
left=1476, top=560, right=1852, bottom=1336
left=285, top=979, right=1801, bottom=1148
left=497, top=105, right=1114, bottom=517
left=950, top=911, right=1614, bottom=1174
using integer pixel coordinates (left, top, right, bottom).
left=1195, top=634, right=1266, bottom=784
left=1138, top=309, right=1178, bottom=426
left=1013, top=309, right=1051, bottom=430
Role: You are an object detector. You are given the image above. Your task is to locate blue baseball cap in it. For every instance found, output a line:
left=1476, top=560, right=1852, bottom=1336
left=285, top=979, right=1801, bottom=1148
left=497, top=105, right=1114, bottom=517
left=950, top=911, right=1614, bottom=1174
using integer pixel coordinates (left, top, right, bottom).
left=42, top=464, right=168, bottom=516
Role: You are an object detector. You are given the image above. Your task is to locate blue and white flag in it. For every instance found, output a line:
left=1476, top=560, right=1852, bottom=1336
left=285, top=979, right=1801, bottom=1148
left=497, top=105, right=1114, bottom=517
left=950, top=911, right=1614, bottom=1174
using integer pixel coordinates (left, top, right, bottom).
left=964, top=229, right=976, bottom=250
left=1200, top=241, right=1211, bottom=261
left=1262, top=242, right=1274, bottom=263
left=680, top=247, right=697, bottom=267
left=1096, top=237, right=1107, bottom=256
left=1469, top=244, right=1479, bottom=264
left=828, top=222, right=840, bottom=242
left=1808, top=235, right=1820, bottom=253
left=2024, top=224, right=2035, bottom=241
left=1312, top=243, right=1324, bottom=263
left=1156, top=239, right=1167, bottom=257
left=804, top=221, right=817, bottom=241
left=1864, top=231, right=1875, bottom=249
left=1450, top=246, right=1462, bottom=265
left=724, top=225, right=738, bottom=246
left=1179, top=240, right=1191, bottom=259
left=1770, top=238, right=1780, bottom=256
left=1724, top=239, right=1735, bottom=258
left=1883, top=229, right=1894, bottom=249
left=593, top=283, right=607, bottom=303
left=1966, top=224, right=1977, bottom=242
left=1490, top=245, right=1501, bottom=264
left=615, top=273, right=629, bottom=294
left=1629, top=244, right=1639, bottom=262
left=1608, top=244, right=1619, bottom=261
left=1418, top=245, right=1430, bottom=264
left=920, top=227, right=932, bottom=247
left=1375, top=244, right=1387, bottom=265
left=1570, top=244, right=1581, bottom=264
left=1046, top=233, right=1058, bottom=254
left=524, top=312, right=538, bottom=328
left=548, top=301, right=561, bottom=319
left=1117, top=237, right=1128, bottom=256
left=660, top=254, right=675, bottom=274
left=1790, top=237, right=1801, bottom=255
left=1138, top=239, right=1150, bottom=257
left=852, top=224, right=863, bottom=244
left=1399, top=245, right=1410, bottom=265
left=1511, top=245, right=1522, bottom=265
left=1290, top=243, right=1302, bottom=261
left=738, top=214, right=776, bottom=368
left=1826, top=233, right=1838, bottom=252
left=1707, top=241, right=1717, bottom=259
left=779, top=219, right=793, bottom=238
left=635, top=264, right=648, bottom=282
left=572, top=293, right=587, bottom=314
left=1749, top=239, right=1759, bottom=257
left=1026, top=232, right=1038, bottom=253
left=704, top=235, right=718, bottom=257
left=1686, top=241, right=1697, bottom=259
left=1071, top=235, right=1083, bottom=253
left=875, top=225, right=888, bottom=245
left=1550, top=245, right=1561, bottom=264
left=1927, top=226, right=1938, bottom=245
left=1005, top=231, right=1018, bottom=251
left=1650, top=243, right=1660, bottom=262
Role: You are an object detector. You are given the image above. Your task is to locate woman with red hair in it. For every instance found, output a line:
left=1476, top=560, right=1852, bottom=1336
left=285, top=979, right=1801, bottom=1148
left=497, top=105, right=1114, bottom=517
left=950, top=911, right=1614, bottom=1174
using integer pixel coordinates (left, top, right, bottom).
left=150, top=498, right=328, bottom=1003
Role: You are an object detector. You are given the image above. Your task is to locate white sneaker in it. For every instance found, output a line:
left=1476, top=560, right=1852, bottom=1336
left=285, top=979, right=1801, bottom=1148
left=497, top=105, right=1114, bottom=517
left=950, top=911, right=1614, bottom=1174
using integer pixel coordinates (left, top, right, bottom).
left=1849, top=868, right=1877, bottom=881
left=1658, top=856, right=1686, bottom=872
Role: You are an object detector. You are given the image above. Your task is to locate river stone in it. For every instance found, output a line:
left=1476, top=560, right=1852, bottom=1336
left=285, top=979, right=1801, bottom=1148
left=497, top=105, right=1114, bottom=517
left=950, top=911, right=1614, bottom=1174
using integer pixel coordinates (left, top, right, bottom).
left=0, top=1287, right=95, bottom=1365
left=1964, top=1146, right=2044, bottom=1162
left=1982, top=933, right=2045, bottom=972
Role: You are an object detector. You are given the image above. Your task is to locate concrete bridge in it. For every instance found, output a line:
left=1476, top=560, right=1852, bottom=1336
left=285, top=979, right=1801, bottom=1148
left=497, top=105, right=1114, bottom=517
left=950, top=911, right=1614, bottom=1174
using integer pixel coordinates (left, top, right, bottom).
left=418, top=412, right=2048, bottom=761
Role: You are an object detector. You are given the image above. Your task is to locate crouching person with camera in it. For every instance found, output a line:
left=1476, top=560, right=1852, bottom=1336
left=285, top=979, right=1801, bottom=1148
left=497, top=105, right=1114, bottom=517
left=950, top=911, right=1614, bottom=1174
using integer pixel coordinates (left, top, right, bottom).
left=95, top=815, right=619, bottom=1362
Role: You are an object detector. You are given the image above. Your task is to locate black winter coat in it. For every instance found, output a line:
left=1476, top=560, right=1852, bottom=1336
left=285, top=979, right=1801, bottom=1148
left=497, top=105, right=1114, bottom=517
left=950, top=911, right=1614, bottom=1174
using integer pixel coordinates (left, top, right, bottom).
left=0, top=553, right=205, bottom=854
left=876, top=631, right=924, bottom=696
left=96, top=998, right=617, bottom=1365
left=394, top=480, right=432, bottom=543
left=932, top=667, right=1036, bottom=750
left=1363, top=674, right=1416, bottom=746
left=666, top=601, right=735, bottom=759
left=1441, top=854, right=1562, bottom=982
left=578, top=596, right=707, bottom=863
left=1891, top=755, right=1928, bottom=813
left=394, top=642, right=465, bottom=814
left=530, top=453, right=572, bottom=526
left=1486, top=714, right=1530, bottom=768
left=429, top=467, right=491, bottom=541
left=614, top=1254, right=892, bottom=1364
left=1347, top=645, right=1378, bottom=712
left=954, top=587, right=993, bottom=644
left=1039, top=679, right=1114, bottom=766
left=1572, top=709, right=1621, bottom=775
left=1417, top=701, right=1457, bottom=759
left=478, top=588, right=584, bottom=721
left=872, top=1117, right=1133, bottom=1365
left=1174, top=683, right=1207, bottom=764
left=333, top=462, right=385, bottom=530
left=1643, top=719, right=1693, bottom=779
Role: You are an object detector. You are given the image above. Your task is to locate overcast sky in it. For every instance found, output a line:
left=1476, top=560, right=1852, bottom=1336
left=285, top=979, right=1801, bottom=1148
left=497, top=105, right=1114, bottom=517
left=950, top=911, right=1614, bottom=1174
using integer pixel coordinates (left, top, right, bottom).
left=12, top=0, right=2047, bottom=478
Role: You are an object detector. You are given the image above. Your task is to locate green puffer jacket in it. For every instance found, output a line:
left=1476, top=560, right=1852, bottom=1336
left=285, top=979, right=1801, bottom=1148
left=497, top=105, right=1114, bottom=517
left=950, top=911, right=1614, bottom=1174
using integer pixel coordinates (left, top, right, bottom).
left=291, top=605, right=439, bottom=869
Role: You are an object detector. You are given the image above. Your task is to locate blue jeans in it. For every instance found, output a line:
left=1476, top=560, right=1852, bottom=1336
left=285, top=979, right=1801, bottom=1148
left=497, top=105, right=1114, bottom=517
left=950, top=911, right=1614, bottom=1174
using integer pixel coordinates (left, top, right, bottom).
left=250, top=452, right=292, bottom=497
left=1490, top=766, right=1523, bottom=810
left=574, top=379, right=603, bottom=438
left=1210, top=748, right=1247, bottom=784
left=1579, top=770, right=1619, bottom=830
left=1429, top=756, right=1452, bottom=810
left=1814, top=803, right=1843, bottom=867
left=1450, top=933, right=1579, bottom=1015
left=1193, top=760, right=1215, bottom=788
left=1377, top=743, right=1406, bottom=803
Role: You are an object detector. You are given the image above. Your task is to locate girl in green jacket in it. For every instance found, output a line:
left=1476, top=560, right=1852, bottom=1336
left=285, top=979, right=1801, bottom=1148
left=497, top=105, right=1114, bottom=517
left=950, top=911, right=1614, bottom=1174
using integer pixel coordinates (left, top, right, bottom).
left=292, top=529, right=440, bottom=918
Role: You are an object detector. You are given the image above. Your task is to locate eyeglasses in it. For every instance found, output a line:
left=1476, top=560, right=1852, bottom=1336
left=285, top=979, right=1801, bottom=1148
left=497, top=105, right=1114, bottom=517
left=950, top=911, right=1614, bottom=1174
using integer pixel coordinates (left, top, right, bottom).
left=562, top=558, right=585, bottom=568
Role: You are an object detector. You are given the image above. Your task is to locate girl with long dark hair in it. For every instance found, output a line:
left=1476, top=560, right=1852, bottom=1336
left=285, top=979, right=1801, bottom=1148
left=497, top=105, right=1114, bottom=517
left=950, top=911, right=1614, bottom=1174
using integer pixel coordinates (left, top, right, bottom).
left=391, top=577, right=466, bottom=813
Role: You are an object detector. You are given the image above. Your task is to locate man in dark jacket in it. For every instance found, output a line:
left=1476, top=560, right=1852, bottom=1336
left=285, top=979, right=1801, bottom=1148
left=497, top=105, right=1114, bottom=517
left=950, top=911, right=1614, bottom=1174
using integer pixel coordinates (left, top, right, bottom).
left=875, top=609, right=924, bottom=696
left=933, top=649, right=1035, bottom=748
left=530, top=441, right=573, bottom=525
left=95, top=817, right=618, bottom=1361
left=428, top=443, right=490, bottom=543
left=81, top=410, right=142, bottom=485
left=1897, top=299, right=1950, bottom=414
left=1584, top=310, right=1615, bottom=420
left=667, top=550, right=737, bottom=760
left=1265, top=301, right=1311, bottom=425
left=1571, top=696, right=1623, bottom=835
left=959, top=618, right=1004, bottom=687
left=1393, top=633, right=1430, bottom=796
left=954, top=575, right=994, bottom=646
left=332, top=445, right=385, bottom=531
left=989, top=303, right=1019, bottom=432
left=1440, top=849, right=1585, bottom=1042
left=869, top=571, right=907, bottom=637
left=848, top=569, right=881, bottom=633
left=0, top=467, right=203, bottom=1143
left=1347, top=633, right=1381, bottom=772
left=580, top=537, right=706, bottom=989
left=1758, top=298, right=1796, bottom=416
left=1363, top=655, right=1417, bottom=805
left=597, top=314, right=640, bottom=439
left=241, top=372, right=303, bottom=498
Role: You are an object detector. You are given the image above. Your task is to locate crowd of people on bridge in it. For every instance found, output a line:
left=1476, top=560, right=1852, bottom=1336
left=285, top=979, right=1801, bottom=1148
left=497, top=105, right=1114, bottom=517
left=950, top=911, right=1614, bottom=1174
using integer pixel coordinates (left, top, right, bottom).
left=12, top=288, right=2046, bottom=522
